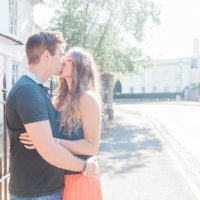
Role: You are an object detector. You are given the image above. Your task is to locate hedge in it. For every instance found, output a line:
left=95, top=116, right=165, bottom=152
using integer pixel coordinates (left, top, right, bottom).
left=114, top=92, right=182, bottom=99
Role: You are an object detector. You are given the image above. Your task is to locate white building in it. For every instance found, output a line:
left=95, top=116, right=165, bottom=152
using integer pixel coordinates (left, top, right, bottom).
left=0, top=0, right=41, bottom=92
left=0, top=0, right=41, bottom=135
left=121, top=57, right=191, bottom=94
left=118, top=38, right=200, bottom=96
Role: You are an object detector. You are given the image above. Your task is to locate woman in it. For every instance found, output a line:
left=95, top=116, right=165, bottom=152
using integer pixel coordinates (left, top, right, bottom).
left=20, top=47, right=102, bottom=200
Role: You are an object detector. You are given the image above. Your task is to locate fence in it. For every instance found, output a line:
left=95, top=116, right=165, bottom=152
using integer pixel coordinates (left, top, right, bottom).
left=0, top=73, right=9, bottom=200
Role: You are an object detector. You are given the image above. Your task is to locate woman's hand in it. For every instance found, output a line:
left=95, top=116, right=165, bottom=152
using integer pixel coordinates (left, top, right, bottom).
left=19, top=133, right=35, bottom=149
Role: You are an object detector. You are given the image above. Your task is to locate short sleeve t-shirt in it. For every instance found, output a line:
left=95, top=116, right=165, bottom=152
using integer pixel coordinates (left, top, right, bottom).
left=6, top=75, right=64, bottom=197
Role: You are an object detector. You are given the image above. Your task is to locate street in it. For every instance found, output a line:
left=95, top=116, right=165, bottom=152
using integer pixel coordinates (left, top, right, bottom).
left=99, top=101, right=200, bottom=200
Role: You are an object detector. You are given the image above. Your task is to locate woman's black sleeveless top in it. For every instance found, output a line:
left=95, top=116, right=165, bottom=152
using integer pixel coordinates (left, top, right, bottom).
left=57, top=111, right=92, bottom=175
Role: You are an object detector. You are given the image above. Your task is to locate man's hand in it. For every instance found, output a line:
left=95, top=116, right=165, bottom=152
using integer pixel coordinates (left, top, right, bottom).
left=82, top=156, right=99, bottom=176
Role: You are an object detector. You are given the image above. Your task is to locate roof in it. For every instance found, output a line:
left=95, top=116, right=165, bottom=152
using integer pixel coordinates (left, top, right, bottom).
left=0, top=33, right=24, bottom=45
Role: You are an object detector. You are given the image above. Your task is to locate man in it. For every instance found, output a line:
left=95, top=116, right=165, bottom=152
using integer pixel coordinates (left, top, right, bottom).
left=6, top=31, right=97, bottom=200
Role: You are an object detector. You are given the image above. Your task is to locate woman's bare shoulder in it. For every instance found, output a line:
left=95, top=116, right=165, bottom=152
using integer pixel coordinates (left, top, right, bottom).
left=79, top=90, right=100, bottom=108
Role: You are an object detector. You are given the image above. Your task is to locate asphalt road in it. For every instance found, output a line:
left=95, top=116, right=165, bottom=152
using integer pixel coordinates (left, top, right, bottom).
left=99, top=103, right=199, bottom=200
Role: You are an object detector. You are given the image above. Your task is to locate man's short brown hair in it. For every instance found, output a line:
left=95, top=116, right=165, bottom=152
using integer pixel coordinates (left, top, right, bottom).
left=26, top=31, right=65, bottom=64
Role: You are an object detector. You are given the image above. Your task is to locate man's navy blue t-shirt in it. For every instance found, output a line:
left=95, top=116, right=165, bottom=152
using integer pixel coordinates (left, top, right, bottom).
left=6, top=75, right=64, bottom=197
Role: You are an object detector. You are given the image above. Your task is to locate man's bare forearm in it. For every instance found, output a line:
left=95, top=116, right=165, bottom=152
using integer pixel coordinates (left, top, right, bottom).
left=24, top=121, right=85, bottom=171
left=38, top=139, right=85, bottom=171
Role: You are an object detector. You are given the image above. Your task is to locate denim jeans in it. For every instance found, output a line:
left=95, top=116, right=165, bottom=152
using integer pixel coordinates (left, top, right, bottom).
left=10, top=190, right=62, bottom=200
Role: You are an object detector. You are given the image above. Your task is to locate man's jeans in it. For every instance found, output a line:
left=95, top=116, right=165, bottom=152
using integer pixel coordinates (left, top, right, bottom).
left=10, top=190, right=62, bottom=200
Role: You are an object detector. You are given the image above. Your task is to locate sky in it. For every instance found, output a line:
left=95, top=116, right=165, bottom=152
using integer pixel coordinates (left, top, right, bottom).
left=34, top=0, right=200, bottom=59
left=143, top=0, right=200, bottom=59
left=34, top=0, right=55, bottom=27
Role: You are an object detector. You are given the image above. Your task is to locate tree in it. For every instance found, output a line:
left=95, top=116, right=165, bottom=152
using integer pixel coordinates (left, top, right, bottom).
left=49, top=0, right=160, bottom=73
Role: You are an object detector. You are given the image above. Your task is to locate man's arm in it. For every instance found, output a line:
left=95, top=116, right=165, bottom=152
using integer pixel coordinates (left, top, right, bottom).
left=24, top=120, right=85, bottom=171
left=14, top=85, right=98, bottom=174
left=15, top=85, right=85, bottom=171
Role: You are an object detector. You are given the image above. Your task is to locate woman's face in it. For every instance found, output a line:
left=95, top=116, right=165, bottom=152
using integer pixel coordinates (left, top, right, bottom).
left=60, top=53, right=73, bottom=78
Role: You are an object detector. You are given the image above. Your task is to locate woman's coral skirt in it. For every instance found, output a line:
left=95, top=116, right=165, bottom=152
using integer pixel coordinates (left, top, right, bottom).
left=62, top=174, right=103, bottom=200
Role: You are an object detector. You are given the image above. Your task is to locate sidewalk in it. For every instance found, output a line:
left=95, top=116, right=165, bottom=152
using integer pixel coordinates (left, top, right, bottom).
left=114, top=99, right=200, bottom=106
left=98, top=108, right=197, bottom=200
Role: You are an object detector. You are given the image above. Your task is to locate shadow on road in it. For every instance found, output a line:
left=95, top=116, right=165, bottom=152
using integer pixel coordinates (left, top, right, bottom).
left=99, top=111, right=163, bottom=176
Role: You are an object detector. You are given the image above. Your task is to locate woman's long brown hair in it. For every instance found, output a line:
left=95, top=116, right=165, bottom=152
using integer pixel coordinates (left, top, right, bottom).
left=54, top=47, right=101, bottom=134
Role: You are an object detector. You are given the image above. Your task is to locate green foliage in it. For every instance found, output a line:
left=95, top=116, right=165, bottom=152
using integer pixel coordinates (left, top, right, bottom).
left=49, top=0, right=160, bottom=73
left=114, top=92, right=182, bottom=99
left=113, top=80, right=122, bottom=94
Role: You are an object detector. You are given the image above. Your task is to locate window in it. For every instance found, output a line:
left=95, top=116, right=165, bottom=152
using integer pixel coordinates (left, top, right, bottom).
left=9, top=0, right=18, bottom=35
left=176, top=86, right=181, bottom=92
left=152, top=87, right=157, bottom=93
left=191, top=58, right=198, bottom=68
left=130, top=87, right=134, bottom=93
left=141, top=87, right=145, bottom=93
left=164, top=86, right=169, bottom=92
left=176, top=71, right=181, bottom=79
left=12, top=64, right=18, bottom=85
left=164, top=70, right=170, bottom=81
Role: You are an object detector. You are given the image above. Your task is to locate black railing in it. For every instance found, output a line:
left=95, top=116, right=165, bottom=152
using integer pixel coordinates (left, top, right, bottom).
left=0, top=72, right=10, bottom=200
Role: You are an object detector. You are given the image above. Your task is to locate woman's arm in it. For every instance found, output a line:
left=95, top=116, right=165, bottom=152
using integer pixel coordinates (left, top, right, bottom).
left=58, top=91, right=101, bottom=155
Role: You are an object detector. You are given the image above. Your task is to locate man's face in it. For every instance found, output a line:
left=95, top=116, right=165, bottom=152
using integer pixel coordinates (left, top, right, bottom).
left=49, top=44, right=65, bottom=76
left=60, top=53, right=73, bottom=79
